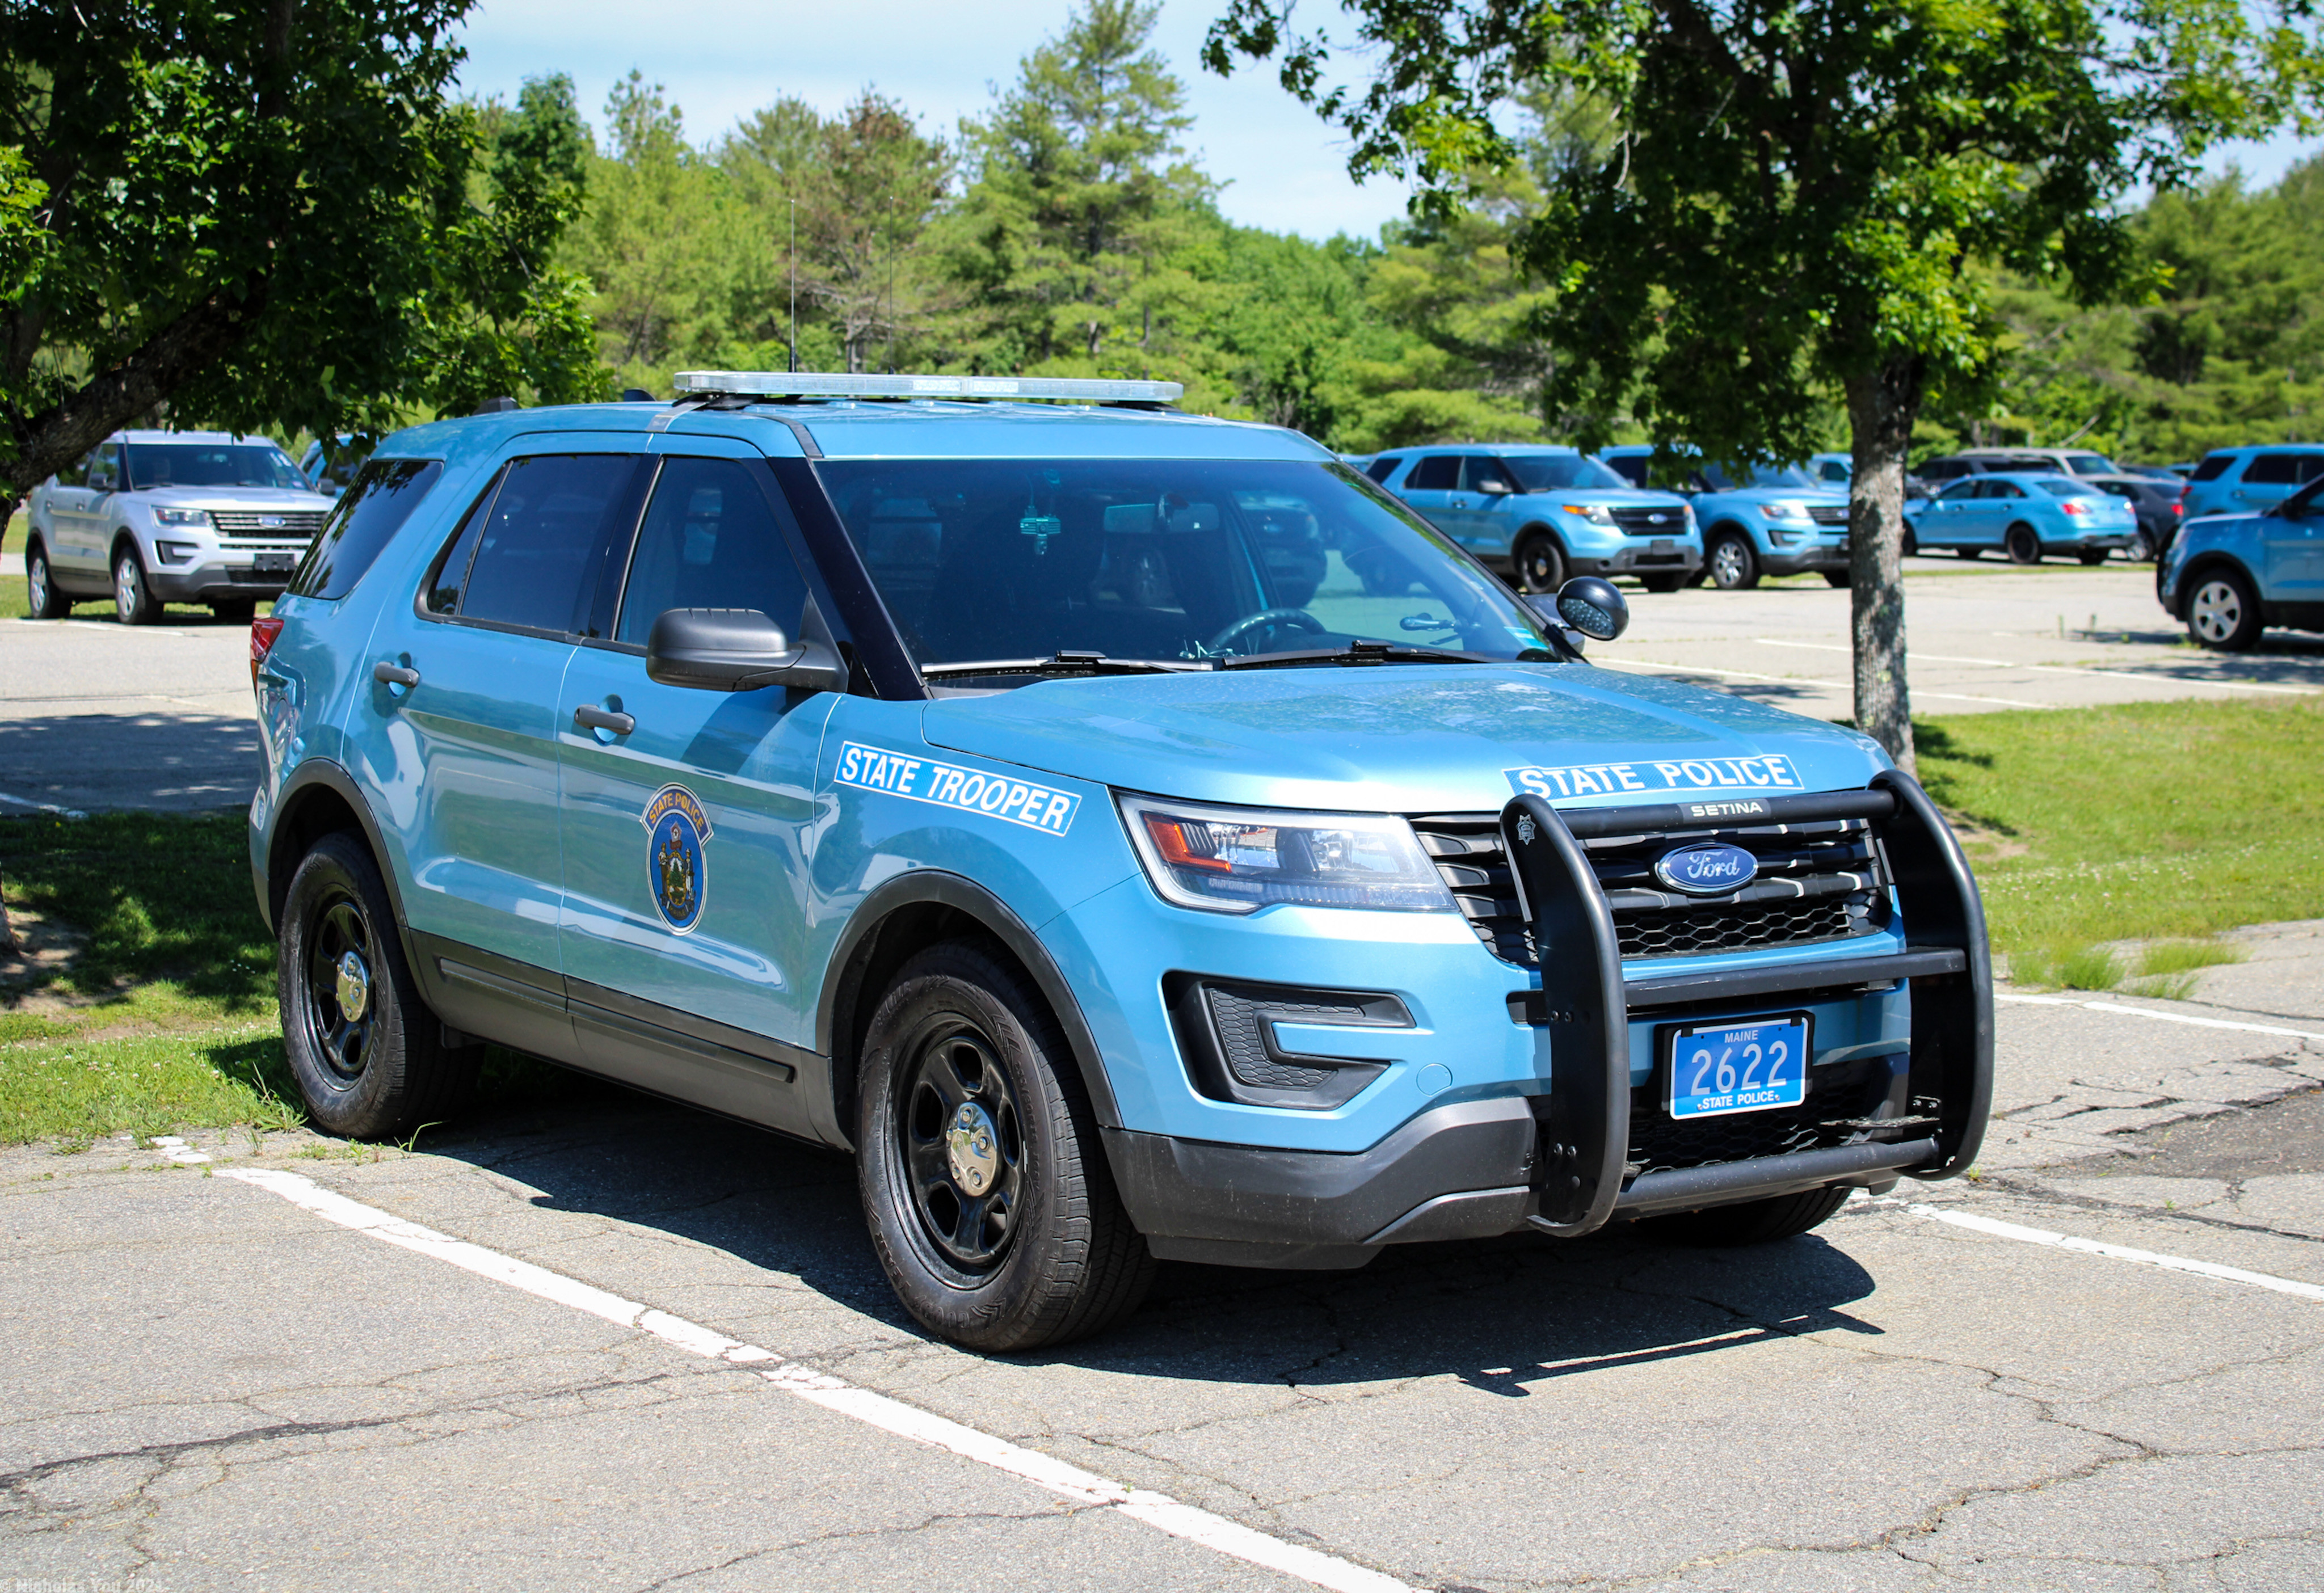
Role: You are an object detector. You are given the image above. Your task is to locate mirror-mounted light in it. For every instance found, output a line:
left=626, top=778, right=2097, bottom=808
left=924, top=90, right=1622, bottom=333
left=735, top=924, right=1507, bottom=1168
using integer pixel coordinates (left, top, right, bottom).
left=645, top=608, right=845, bottom=694
left=1555, top=575, right=1630, bottom=643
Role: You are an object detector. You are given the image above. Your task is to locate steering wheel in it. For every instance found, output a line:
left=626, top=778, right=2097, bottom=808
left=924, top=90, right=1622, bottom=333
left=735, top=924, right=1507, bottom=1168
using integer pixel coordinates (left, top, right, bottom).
left=1207, top=608, right=1327, bottom=655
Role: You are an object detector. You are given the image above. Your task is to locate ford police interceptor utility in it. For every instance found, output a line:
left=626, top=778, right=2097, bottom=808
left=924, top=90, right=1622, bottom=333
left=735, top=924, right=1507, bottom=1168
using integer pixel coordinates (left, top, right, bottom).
left=249, top=373, right=1994, bottom=1351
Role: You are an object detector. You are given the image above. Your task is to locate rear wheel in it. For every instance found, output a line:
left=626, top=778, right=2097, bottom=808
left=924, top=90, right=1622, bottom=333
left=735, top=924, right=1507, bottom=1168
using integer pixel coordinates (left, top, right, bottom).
left=2127, top=526, right=2156, bottom=562
left=2005, top=523, right=2043, bottom=564
left=2187, top=567, right=2264, bottom=652
left=1706, top=531, right=1759, bottom=590
left=1640, top=1185, right=1853, bottom=1246
left=1901, top=526, right=1918, bottom=557
left=113, top=548, right=163, bottom=625
left=857, top=942, right=1154, bottom=1351
left=25, top=543, right=70, bottom=618
left=1513, top=533, right=1566, bottom=595
left=278, top=833, right=474, bottom=1139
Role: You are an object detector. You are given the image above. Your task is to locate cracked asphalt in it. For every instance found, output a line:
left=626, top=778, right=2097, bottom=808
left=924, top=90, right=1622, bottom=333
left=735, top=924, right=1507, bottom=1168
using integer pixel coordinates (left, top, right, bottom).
left=6, top=938, right=2323, bottom=1591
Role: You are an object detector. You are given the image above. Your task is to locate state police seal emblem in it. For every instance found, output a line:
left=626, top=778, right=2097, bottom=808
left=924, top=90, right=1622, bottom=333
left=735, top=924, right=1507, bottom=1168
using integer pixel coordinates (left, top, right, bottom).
left=640, top=785, right=713, bottom=934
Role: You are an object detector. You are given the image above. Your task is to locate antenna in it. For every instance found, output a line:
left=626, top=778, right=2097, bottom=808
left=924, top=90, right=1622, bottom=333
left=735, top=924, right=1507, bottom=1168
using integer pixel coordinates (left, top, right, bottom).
left=788, top=196, right=798, bottom=374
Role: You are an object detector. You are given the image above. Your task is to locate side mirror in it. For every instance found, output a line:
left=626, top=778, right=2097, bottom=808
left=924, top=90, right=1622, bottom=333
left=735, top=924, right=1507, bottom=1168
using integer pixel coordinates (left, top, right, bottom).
left=646, top=608, right=845, bottom=694
left=1554, top=575, right=1630, bottom=643
left=1479, top=478, right=1512, bottom=495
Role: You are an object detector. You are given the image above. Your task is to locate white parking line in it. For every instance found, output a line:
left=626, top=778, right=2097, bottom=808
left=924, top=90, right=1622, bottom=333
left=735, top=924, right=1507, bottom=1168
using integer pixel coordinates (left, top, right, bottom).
left=1898, top=1202, right=2324, bottom=1303
left=1754, top=637, right=2318, bottom=695
left=1995, top=992, right=2324, bottom=1043
left=1596, top=655, right=2051, bottom=709
left=222, top=1166, right=1410, bottom=1593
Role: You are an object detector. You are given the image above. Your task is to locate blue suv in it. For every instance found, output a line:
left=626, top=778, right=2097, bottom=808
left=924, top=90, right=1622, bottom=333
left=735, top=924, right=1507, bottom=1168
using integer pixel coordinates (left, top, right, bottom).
left=1601, top=448, right=1854, bottom=589
left=2160, top=470, right=2324, bottom=650
left=2179, top=444, right=2324, bottom=521
left=249, top=373, right=1993, bottom=1350
left=1366, top=445, right=1700, bottom=593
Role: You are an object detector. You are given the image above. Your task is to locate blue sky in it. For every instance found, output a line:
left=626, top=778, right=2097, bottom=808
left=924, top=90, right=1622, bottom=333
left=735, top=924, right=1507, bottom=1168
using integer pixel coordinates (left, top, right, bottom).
left=452, top=0, right=2319, bottom=243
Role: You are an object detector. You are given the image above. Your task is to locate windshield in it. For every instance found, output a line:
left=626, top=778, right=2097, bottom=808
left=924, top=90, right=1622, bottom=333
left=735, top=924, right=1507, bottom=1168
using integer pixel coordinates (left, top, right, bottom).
left=2036, top=478, right=2100, bottom=499
left=1501, top=454, right=1629, bottom=492
left=816, top=458, right=1558, bottom=675
left=124, top=442, right=306, bottom=492
left=1700, top=462, right=1818, bottom=491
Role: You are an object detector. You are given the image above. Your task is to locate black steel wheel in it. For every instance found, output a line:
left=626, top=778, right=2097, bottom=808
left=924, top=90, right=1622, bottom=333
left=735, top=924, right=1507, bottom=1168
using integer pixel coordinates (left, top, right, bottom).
left=2005, top=523, right=2043, bottom=564
left=26, top=543, right=72, bottom=618
left=857, top=942, right=1154, bottom=1351
left=1637, top=1183, right=1854, bottom=1246
left=1513, top=533, right=1566, bottom=595
left=278, top=832, right=474, bottom=1138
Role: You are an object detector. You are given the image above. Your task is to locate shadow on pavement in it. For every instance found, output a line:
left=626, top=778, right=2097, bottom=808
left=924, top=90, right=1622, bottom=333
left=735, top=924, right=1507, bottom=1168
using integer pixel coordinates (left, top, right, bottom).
left=428, top=1073, right=1883, bottom=1392
left=0, top=713, right=259, bottom=812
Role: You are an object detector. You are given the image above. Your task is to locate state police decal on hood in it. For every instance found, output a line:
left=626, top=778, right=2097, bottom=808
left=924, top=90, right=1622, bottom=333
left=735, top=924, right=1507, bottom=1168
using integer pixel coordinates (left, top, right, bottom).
left=641, top=785, right=714, bottom=933
left=1505, top=753, right=1803, bottom=800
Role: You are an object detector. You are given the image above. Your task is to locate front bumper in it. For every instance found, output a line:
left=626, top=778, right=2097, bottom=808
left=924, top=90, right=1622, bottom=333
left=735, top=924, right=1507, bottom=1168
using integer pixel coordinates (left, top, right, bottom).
left=1758, top=534, right=1849, bottom=574
left=1564, top=543, right=1703, bottom=579
left=1108, top=773, right=1994, bottom=1267
left=2044, top=532, right=2131, bottom=553
left=149, top=555, right=296, bottom=602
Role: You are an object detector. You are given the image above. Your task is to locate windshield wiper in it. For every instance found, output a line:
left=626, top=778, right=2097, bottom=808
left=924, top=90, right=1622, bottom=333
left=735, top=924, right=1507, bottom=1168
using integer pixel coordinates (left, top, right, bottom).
left=920, top=650, right=1213, bottom=681
left=1215, top=638, right=1491, bottom=671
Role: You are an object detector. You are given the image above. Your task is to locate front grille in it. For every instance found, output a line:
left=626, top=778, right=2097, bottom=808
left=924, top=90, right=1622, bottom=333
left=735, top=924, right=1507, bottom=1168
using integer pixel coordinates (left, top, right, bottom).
left=210, top=511, right=327, bottom=537
left=1807, top=504, right=1850, bottom=526
left=1611, top=505, right=1689, bottom=536
left=1408, top=810, right=1890, bottom=966
left=1627, top=1052, right=1914, bottom=1177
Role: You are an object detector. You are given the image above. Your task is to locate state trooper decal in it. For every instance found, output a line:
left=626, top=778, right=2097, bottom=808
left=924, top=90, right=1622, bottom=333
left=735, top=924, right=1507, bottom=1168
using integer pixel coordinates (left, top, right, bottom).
left=640, top=784, right=714, bottom=934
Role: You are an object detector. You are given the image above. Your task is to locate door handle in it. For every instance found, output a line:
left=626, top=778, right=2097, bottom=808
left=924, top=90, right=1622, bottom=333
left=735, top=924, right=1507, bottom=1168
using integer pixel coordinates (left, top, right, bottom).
left=372, top=660, right=420, bottom=688
left=574, top=703, right=636, bottom=736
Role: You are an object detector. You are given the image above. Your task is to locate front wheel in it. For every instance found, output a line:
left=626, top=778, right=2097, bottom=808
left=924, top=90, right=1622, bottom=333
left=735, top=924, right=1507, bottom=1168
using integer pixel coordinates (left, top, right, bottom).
left=113, top=549, right=163, bottom=625
left=2005, top=524, right=2043, bottom=565
left=1513, top=533, right=1566, bottom=595
left=1901, top=526, right=1918, bottom=557
left=1706, top=531, right=1759, bottom=590
left=25, top=544, right=70, bottom=618
left=2187, top=568, right=2264, bottom=652
left=279, top=833, right=475, bottom=1138
left=1639, top=1184, right=1853, bottom=1246
left=857, top=942, right=1154, bottom=1351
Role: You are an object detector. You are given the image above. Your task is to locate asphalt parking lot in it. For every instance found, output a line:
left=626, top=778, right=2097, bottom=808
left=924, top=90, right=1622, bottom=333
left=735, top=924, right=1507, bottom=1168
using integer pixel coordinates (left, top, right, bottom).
left=2, top=563, right=2322, bottom=1589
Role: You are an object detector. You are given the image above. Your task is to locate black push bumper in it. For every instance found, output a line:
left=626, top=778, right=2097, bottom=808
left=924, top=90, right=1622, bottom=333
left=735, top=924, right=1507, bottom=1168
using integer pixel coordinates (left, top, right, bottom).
left=1109, top=772, right=1991, bottom=1268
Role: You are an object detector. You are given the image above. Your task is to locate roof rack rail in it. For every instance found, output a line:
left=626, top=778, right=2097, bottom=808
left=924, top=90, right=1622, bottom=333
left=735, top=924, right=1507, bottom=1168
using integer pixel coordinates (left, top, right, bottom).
left=671, top=371, right=1182, bottom=404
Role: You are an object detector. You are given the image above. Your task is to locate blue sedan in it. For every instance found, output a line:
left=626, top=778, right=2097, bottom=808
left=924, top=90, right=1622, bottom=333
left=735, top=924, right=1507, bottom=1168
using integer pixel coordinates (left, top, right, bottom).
left=1904, top=473, right=2137, bottom=563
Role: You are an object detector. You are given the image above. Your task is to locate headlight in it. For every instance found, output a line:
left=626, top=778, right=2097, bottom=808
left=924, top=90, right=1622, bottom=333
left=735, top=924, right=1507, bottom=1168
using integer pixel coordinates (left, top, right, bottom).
left=1117, top=793, right=1454, bottom=915
left=1560, top=503, right=1615, bottom=525
left=152, top=508, right=212, bottom=529
left=1759, top=500, right=1812, bottom=521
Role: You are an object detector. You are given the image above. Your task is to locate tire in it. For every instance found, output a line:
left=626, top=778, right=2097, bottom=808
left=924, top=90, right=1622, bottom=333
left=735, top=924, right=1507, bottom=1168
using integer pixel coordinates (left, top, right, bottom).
left=278, top=832, right=475, bottom=1139
left=2127, top=527, right=2155, bottom=562
left=857, top=942, right=1155, bottom=1351
left=1639, top=1184, right=1853, bottom=1246
left=1956, top=546, right=1981, bottom=560
left=1513, top=533, right=1565, bottom=595
left=2186, top=567, right=2264, bottom=652
left=1901, top=527, right=1918, bottom=557
left=2077, top=549, right=2107, bottom=566
left=113, top=547, right=163, bottom=625
left=1706, top=530, right=1759, bottom=590
left=211, top=598, right=258, bottom=623
left=1820, top=569, right=1851, bottom=588
left=1637, top=572, right=1686, bottom=593
left=24, top=543, right=70, bottom=618
left=2005, top=523, right=2043, bottom=564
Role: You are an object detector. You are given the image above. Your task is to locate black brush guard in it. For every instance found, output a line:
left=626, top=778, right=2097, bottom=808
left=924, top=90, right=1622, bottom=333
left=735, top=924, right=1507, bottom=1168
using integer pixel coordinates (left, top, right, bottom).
left=1504, top=770, right=1993, bottom=1237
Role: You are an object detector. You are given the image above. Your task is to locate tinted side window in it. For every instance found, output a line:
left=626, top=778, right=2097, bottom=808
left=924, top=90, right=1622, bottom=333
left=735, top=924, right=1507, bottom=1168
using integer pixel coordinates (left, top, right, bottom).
left=2300, top=453, right=2324, bottom=482
left=287, top=459, right=444, bottom=601
left=1938, top=481, right=1979, bottom=502
left=2242, top=453, right=2301, bottom=486
left=616, top=458, right=811, bottom=646
left=2190, top=453, right=2235, bottom=483
left=1605, top=454, right=1648, bottom=487
left=1918, top=460, right=1963, bottom=480
left=1407, top=456, right=1460, bottom=490
left=1362, top=457, right=1398, bottom=483
left=1462, top=457, right=1515, bottom=493
left=453, top=454, right=641, bottom=634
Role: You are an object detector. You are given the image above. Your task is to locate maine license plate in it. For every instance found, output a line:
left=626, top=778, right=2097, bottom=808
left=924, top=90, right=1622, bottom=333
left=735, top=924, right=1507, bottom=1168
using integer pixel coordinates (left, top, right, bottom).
left=1667, top=1015, right=1810, bottom=1120
left=254, top=553, right=296, bottom=574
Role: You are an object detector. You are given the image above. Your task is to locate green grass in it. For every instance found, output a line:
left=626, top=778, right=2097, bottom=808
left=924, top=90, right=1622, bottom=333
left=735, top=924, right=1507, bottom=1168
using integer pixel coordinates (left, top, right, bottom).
left=0, top=1027, right=302, bottom=1150
left=1917, top=698, right=2324, bottom=984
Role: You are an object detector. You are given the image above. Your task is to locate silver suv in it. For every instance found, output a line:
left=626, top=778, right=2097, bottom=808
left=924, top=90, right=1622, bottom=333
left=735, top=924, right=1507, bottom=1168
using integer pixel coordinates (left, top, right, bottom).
left=25, top=430, right=334, bottom=624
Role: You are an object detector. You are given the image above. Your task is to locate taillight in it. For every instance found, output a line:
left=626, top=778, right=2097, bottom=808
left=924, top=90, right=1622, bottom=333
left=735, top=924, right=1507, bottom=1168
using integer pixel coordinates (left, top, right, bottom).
left=2173, top=500, right=2184, bottom=516
left=251, top=616, right=285, bottom=688
left=2060, top=500, right=2087, bottom=515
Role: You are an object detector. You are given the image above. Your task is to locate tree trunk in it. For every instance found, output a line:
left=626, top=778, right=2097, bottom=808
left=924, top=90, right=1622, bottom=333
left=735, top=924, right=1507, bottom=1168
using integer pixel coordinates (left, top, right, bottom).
left=1845, top=359, right=1923, bottom=776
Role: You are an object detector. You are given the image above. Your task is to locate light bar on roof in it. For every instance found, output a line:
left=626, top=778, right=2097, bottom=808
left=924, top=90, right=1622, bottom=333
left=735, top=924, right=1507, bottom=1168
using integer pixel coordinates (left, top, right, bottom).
left=672, top=370, right=1184, bottom=403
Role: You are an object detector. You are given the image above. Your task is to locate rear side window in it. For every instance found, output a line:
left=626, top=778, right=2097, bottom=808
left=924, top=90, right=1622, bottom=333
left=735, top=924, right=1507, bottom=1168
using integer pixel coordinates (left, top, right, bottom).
left=2190, top=453, right=2235, bottom=482
left=1362, top=457, right=1398, bottom=483
left=287, top=459, right=444, bottom=601
left=1406, top=456, right=1460, bottom=490
left=424, top=453, right=645, bottom=635
left=616, top=457, right=811, bottom=646
left=2241, top=452, right=2303, bottom=486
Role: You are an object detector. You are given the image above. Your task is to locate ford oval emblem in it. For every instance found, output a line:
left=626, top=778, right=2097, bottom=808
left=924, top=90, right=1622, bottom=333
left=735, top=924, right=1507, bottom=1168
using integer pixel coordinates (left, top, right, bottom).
left=1647, top=512, right=1666, bottom=524
left=1654, top=842, right=1757, bottom=896
left=259, top=515, right=284, bottom=528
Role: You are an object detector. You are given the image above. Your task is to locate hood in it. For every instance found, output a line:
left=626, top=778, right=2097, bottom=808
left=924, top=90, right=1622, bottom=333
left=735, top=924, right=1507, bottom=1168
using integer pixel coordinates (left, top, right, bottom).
left=132, top=486, right=335, bottom=512
left=1699, top=485, right=1847, bottom=505
left=924, top=663, right=1890, bottom=814
left=1517, top=487, right=1690, bottom=509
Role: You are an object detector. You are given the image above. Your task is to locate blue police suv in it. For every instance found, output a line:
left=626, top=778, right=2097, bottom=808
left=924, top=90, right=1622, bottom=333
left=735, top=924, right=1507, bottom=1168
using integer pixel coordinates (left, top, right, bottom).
left=2160, top=469, right=2324, bottom=650
left=1600, top=448, right=1853, bottom=589
left=250, top=373, right=1993, bottom=1350
left=1364, top=445, right=1701, bottom=593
